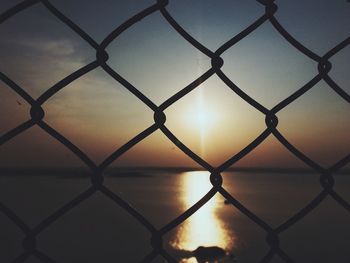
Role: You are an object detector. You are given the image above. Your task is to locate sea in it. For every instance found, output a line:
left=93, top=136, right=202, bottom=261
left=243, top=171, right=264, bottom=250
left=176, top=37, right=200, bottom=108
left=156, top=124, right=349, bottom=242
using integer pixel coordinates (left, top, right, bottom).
left=0, top=168, right=349, bottom=263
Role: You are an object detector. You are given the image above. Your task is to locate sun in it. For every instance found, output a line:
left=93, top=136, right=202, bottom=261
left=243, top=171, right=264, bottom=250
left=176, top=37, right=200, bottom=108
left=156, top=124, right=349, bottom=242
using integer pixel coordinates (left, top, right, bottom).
left=183, top=96, right=219, bottom=157
left=184, top=98, right=217, bottom=137
left=193, top=107, right=214, bottom=133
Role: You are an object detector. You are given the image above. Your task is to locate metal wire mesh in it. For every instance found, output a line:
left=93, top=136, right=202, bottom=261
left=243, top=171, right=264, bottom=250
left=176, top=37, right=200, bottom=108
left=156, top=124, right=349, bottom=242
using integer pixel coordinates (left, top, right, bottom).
left=0, top=0, right=349, bottom=262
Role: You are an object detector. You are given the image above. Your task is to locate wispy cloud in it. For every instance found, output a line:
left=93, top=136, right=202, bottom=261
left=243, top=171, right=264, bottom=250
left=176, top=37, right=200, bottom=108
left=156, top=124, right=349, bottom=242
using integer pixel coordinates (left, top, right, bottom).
left=16, top=37, right=76, bottom=57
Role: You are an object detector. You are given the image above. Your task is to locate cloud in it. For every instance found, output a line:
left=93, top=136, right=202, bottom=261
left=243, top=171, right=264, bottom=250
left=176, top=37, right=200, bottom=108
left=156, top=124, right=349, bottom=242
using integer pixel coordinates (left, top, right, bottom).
left=0, top=35, right=94, bottom=97
left=13, top=37, right=76, bottom=57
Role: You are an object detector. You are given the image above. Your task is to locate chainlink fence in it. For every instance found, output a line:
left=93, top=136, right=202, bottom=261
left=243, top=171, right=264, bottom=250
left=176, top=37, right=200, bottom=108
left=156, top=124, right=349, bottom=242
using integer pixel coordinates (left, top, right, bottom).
left=0, top=0, right=349, bottom=262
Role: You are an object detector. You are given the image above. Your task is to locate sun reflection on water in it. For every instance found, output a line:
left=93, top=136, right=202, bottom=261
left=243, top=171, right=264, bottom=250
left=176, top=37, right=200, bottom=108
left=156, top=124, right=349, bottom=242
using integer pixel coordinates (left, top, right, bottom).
left=170, top=171, right=235, bottom=259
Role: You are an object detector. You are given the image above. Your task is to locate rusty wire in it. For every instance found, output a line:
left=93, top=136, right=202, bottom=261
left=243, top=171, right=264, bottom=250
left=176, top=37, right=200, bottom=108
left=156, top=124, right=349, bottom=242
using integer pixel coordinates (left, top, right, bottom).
left=0, top=0, right=349, bottom=262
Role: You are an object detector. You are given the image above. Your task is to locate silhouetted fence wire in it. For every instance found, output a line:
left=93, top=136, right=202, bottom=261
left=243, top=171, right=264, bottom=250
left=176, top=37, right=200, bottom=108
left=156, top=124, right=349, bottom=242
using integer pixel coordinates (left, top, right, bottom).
left=0, top=0, right=349, bottom=262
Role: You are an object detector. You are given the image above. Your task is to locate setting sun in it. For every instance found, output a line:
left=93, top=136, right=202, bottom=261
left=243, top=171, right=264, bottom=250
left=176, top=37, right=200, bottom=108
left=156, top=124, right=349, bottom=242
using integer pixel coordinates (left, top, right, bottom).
left=186, top=104, right=217, bottom=135
left=184, top=93, right=218, bottom=157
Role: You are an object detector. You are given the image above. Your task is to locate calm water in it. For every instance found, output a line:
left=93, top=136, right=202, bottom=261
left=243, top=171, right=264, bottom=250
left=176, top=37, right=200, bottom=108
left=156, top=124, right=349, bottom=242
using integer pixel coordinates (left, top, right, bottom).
left=0, top=170, right=349, bottom=263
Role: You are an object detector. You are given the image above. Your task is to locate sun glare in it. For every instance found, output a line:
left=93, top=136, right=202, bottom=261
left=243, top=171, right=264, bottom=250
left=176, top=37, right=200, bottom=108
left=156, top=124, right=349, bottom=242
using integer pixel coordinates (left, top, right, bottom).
left=183, top=93, right=219, bottom=157
left=194, top=109, right=213, bottom=132
left=170, top=171, right=234, bottom=253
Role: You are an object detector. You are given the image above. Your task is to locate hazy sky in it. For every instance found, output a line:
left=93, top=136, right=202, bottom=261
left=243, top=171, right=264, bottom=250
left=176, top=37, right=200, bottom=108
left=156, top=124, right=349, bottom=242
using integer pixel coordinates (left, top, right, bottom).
left=0, top=0, right=349, bottom=168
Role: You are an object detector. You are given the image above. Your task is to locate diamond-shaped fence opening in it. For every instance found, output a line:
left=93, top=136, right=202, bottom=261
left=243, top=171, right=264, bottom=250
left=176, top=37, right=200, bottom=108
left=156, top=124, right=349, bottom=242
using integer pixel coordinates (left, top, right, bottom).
left=164, top=76, right=267, bottom=166
left=220, top=22, right=318, bottom=109
left=43, top=68, right=154, bottom=164
left=0, top=0, right=349, bottom=263
left=105, top=11, right=211, bottom=105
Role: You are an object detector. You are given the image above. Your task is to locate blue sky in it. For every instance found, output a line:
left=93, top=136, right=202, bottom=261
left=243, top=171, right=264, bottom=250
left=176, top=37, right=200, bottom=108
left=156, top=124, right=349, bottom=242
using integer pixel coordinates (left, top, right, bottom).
left=0, top=0, right=349, bottom=168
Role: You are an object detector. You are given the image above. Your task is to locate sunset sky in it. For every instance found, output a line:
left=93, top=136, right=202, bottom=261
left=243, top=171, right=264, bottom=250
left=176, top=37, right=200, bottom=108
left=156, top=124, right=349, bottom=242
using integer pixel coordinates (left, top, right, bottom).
left=0, top=0, right=349, bottom=168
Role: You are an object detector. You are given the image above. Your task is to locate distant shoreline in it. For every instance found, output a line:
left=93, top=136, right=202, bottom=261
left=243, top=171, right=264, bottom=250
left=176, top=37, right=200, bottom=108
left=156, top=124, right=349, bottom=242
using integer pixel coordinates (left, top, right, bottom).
left=0, top=166, right=348, bottom=176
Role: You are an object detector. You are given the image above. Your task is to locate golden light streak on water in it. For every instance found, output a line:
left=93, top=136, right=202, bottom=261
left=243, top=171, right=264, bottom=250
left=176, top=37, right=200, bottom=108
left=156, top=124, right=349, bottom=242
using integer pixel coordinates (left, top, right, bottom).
left=170, top=171, right=235, bottom=259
